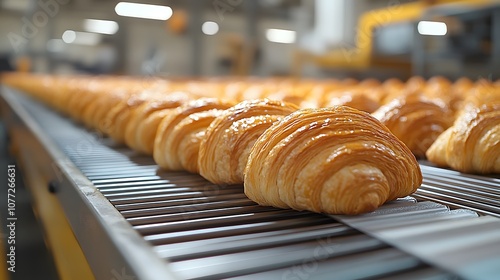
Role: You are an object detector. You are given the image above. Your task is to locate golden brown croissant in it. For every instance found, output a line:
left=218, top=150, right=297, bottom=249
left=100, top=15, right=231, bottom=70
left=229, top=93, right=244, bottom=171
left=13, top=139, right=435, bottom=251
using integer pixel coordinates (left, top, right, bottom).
left=324, top=90, right=380, bottom=113
left=381, top=76, right=426, bottom=104
left=381, top=78, right=405, bottom=103
left=266, top=90, right=308, bottom=109
left=153, top=98, right=235, bottom=172
left=3, top=74, right=57, bottom=107
left=90, top=90, right=131, bottom=133
left=462, top=82, right=500, bottom=111
left=80, top=78, right=143, bottom=129
left=405, top=76, right=426, bottom=94
left=426, top=103, right=500, bottom=174
left=124, top=91, right=191, bottom=153
left=81, top=87, right=122, bottom=130
left=103, top=91, right=150, bottom=143
left=198, top=99, right=299, bottom=185
left=66, top=82, right=100, bottom=121
left=372, top=94, right=454, bottom=158
left=244, top=106, right=422, bottom=215
left=69, top=77, right=127, bottom=121
left=448, top=77, right=474, bottom=112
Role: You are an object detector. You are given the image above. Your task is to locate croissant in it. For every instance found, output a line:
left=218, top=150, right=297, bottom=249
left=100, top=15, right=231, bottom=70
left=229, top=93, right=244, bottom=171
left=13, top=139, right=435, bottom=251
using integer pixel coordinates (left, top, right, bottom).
left=448, top=77, right=474, bottom=113
left=124, top=91, right=191, bottom=153
left=426, top=103, right=500, bottom=174
left=381, top=78, right=405, bottom=103
left=324, top=90, right=380, bottom=113
left=81, top=88, right=122, bottom=130
left=198, top=99, right=299, bottom=185
left=66, top=83, right=99, bottom=121
left=462, top=82, right=500, bottom=111
left=405, top=76, right=426, bottom=94
left=372, top=94, right=454, bottom=158
left=244, top=106, right=422, bottom=215
left=80, top=79, right=143, bottom=130
left=69, top=77, right=125, bottom=121
left=266, top=91, right=307, bottom=108
left=153, top=98, right=235, bottom=172
left=90, top=90, right=131, bottom=133
left=103, top=91, right=150, bottom=143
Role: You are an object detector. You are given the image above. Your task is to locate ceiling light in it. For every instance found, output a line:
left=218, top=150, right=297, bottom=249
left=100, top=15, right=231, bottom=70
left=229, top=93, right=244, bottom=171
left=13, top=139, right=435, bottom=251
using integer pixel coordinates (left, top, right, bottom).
left=62, top=30, right=76, bottom=43
left=417, top=21, right=447, bottom=36
left=266, top=28, right=296, bottom=44
left=115, top=2, right=173, bottom=21
left=83, top=19, right=119, bottom=35
left=202, top=21, right=219, bottom=35
left=62, top=30, right=101, bottom=46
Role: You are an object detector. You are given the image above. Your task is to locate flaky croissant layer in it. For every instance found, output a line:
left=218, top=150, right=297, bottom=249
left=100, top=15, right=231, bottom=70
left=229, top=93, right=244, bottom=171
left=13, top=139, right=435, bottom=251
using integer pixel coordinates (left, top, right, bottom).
left=153, top=98, right=235, bottom=172
left=426, top=103, right=500, bottom=174
left=198, top=99, right=299, bottom=185
left=244, top=106, right=423, bottom=215
left=372, top=94, right=454, bottom=158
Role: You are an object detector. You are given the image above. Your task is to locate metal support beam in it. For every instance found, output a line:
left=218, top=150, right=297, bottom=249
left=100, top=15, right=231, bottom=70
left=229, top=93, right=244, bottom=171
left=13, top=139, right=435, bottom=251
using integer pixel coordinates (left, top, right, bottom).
left=188, top=0, right=203, bottom=76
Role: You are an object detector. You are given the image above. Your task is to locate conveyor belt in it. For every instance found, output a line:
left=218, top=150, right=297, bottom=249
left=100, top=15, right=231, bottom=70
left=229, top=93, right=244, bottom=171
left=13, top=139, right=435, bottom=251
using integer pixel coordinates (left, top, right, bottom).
left=415, top=164, right=500, bottom=217
left=2, top=88, right=500, bottom=280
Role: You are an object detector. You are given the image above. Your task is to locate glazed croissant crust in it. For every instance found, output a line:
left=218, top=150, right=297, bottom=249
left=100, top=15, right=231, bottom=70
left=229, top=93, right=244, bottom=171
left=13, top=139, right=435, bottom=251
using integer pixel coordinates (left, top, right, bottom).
left=198, top=99, right=299, bottom=185
left=372, top=94, right=454, bottom=158
left=153, top=98, right=235, bottom=173
left=244, top=106, right=422, bottom=215
left=124, top=92, right=191, bottom=154
left=325, top=90, right=381, bottom=113
left=103, top=91, right=151, bottom=143
left=426, top=103, right=500, bottom=174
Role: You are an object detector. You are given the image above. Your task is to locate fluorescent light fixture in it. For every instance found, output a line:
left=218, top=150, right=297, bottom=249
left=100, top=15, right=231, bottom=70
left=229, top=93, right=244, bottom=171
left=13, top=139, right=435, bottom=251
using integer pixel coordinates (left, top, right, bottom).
left=266, top=28, right=296, bottom=44
left=62, top=30, right=101, bottom=45
left=115, top=2, right=173, bottom=20
left=417, top=21, right=447, bottom=36
left=202, top=21, right=219, bottom=35
left=62, top=30, right=76, bottom=43
left=47, top=39, right=65, bottom=52
left=83, top=19, right=119, bottom=35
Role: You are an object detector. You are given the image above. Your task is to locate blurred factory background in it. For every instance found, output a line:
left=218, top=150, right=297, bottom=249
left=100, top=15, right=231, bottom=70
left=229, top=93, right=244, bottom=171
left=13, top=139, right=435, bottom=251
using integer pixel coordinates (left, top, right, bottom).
left=1, top=0, right=499, bottom=80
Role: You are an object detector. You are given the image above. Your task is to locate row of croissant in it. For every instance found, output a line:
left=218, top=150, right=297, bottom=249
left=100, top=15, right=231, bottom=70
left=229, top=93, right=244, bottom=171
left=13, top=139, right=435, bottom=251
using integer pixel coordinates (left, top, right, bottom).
left=1, top=73, right=498, bottom=214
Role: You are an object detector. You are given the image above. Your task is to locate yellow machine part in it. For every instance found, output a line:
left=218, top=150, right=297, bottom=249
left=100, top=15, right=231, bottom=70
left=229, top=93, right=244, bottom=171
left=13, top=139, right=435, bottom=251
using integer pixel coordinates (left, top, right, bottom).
left=295, top=0, right=495, bottom=73
left=2, top=127, right=95, bottom=280
left=0, top=244, right=7, bottom=280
